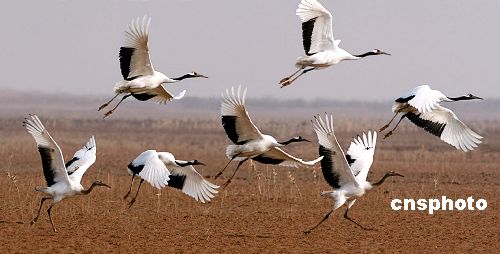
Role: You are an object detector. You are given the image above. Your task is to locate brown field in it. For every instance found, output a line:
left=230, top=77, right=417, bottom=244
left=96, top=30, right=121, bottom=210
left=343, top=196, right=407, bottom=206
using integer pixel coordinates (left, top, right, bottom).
left=0, top=102, right=499, bottom=253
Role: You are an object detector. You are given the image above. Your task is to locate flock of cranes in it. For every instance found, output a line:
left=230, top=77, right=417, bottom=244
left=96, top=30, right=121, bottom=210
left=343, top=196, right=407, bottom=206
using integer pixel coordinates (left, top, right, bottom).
left=22, top=0, right=483, bottom=233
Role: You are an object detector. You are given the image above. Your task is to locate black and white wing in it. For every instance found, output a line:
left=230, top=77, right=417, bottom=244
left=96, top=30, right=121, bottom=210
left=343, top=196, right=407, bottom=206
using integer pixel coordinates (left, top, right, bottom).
left=119, top=15, right=155, bottom=81
left=345, top=131, right=376, bottom=182
left=405, top=105, right=482, bottom=152
left=252, top=147, right=323, bottom=167
left=221, top=86, right=263, bottom=144
left=23, top=115, right=70, bottom=187
left=312, top=114, right=357, bottom=189
left=131, top=86, right=186, bottom=104
left=128, top=150, right=170, bottom=189
left=296, top=0, right=335, bottom=56
left=394, top=85, right=447, bottom=114
left=167, top=161, right=219, bottom=203
left=65, top=136, right=97, bottom=183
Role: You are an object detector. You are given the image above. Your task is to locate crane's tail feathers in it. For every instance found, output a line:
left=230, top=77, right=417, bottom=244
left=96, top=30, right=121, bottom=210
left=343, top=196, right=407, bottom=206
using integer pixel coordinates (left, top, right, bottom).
left=320, top=190, right=335, bottom=199
left=225, top=145, right=245, bottom=161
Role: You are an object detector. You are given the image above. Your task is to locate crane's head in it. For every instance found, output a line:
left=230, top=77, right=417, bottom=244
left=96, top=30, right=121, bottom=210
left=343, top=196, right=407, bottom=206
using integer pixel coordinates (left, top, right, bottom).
left=187, top=71, right=208, bottom=79
left=279, top=136, right=310, bottom=145
left=93, top=180, right=111, bottom=188
left=373, top=49, right=391, bottom=56
left=188, top=160, right=206, bottom=166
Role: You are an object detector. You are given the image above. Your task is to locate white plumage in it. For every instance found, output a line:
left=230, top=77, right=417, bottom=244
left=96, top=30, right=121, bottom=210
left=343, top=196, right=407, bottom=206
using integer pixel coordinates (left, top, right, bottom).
left=304, top=114, right=403, bottom=233
left=124, top=150, right=219, bottom=207
left=217, top=86, right=323, bottom=187
left=23, top=115, right=110, bottom=232
left=98, top=15, right=207, bottom=118
left=279, top=0, right=390, bottom=87
left=381, top=85, right=483, bottom=152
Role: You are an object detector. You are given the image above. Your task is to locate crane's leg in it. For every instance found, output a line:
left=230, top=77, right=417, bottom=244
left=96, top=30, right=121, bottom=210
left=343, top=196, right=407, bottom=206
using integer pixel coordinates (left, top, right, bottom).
left=222, top=158, right=249, bottom=189
left=98, top=93, right=120, bottom=111
left=279, top=68, right=304, bottom=84
left=123, top=174, right=136, bottom=200
left=47, top=204, right=57, bottom=232
left=304, top=209, right=334, bottom=234
left=31, top=197, right=50, bottom=225
left=343, top=207, right=371, bottom=230
left=128, top=179, right=144, bottom=208
left=379, top=112, right=399, bottom=132
left=383, top=114, right=406, bottom=139
left=215, top=153, right=241, bottom=179
left=280, top=68, right=316, bottom=88
left=103, top=93, right=132, bottom=118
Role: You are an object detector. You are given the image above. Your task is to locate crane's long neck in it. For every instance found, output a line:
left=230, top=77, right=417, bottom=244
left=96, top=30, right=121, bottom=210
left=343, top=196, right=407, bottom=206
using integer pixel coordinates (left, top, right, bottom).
left=371, top=173, right=393, bottom=187
left=354, top=51, right=379, bottom=58
left=172, top=74, right=193, bottom=81
left=447, top=96, right=471, bottom=101
left=80, top=182, right=101, bottom=195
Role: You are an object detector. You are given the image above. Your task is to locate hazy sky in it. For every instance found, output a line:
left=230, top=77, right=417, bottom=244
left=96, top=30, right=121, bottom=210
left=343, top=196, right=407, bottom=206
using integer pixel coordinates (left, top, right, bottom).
left=1, top=0, right=499, bottom=101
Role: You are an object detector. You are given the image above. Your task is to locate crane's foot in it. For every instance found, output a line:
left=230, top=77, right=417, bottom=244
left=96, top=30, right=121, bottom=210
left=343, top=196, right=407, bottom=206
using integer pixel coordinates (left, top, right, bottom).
left=123, top=193, right=130, bottom=200
left=383, top=131, right=393, bottom=139
left=103, top=110, right=114, bottom=118
left=280, top=80, right=292, bottom=88
left=221, top=179, right=232, bottom=189
left=128, top=198, right=137, bottom=208
left=98, top=103, right=108, bottom=111
left=379, top=125, right=389, bottom=132
left=303, top=229, right=312, bottom=234
left=279, top=76, right=291, bottom=84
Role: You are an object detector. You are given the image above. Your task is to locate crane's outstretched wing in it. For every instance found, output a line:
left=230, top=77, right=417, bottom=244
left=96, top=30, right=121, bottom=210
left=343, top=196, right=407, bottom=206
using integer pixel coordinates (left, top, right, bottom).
left=119, top=15, right=155, bottom=80
left=221, top=86, right=263, bottom=144
left=296, top=0, right=335, bottom=55
left=394, top=85, right=446, bottom=114
left=167, top=161, right=219, bottom=203
left=405, top=106, right=482, bottom=152
left=65, top=136, right=97, bottom=183
left=128, top=150, right=170, bottom=189
left=23, top=115, right=70, bottom=187
left=345, top=131, right=376, bottom=182
left=130, top=85, right=186, bottom=104
left=312, top=114, right=357, bottom=189
left=252, top=147, right=323, bottom=167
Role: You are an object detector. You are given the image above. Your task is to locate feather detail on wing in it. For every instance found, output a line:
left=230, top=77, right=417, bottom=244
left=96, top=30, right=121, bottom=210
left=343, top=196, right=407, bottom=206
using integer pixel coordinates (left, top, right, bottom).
left=221, top=86, right=262, bottom=144
left=406, top=106, right=482, bottom=152
left=296, top=0, right=335, bottom=55
left=252, top=147, right=323, bottom=167
left=396, top=85, right=447, bottom=114
left=120, top=15, right=155, bottom=80
left=312, top=114, right=357, bottom=189
left=345, top=131, right=376, bottom=181
left=66, top=136, right=97, bottom=183
left=129, top=150, right=170, bottom=189
left=167, top=162, right=219, bottom=203
left=23, top=115, right=69, bottom=187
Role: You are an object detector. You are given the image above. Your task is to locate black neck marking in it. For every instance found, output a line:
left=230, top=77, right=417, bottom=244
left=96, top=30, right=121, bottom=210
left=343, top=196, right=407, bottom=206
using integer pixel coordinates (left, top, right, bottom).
left=447, top=96, right=473, bottom=101
left=173, top=74, right=193, bottom=81
left=354, top=51, right=378, bottom=58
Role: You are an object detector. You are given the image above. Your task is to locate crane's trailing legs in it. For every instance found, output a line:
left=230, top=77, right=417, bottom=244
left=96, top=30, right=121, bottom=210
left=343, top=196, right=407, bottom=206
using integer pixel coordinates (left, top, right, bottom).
left=123, top=174, right=136, bottom=200
left=304, top=209, right=334, bottom=234
left=279, top=67, right=316, bottom=88
left=379, top=112, right=399, bottom=132
left=102, top=94, right=133, bottom=118
left=215, top=153, right=241, bottom=179
left=344, top=208, right=371, bottom=230
left=31, top=197, right=51, bottom=225
left=47, top=204, right=57, bottom=232
left=383, top=115, right=406, bottom=139
left=98, top=93, right=120, bottom=111
left=221, top=158, right=249, bottom=189
left=127, top=179, right=144, bottom=208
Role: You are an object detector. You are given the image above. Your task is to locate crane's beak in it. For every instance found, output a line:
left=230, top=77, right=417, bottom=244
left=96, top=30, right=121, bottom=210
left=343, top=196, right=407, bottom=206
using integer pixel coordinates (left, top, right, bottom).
left=102, top=183, right=112, bottom=188
left=471, top=95, right=483, bottom=100
left=196, top=162, right=206, bottom=166
left=196, top=73, right=208, bottom=78
left=393, top=172, right=404, bottom=177
left=381, top=51, right=391, bottom=56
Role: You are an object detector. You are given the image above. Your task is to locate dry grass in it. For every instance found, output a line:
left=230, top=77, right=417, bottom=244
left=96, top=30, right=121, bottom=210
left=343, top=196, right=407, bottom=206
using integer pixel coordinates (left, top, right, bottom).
left=0, top=115, right=498, bottom=253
